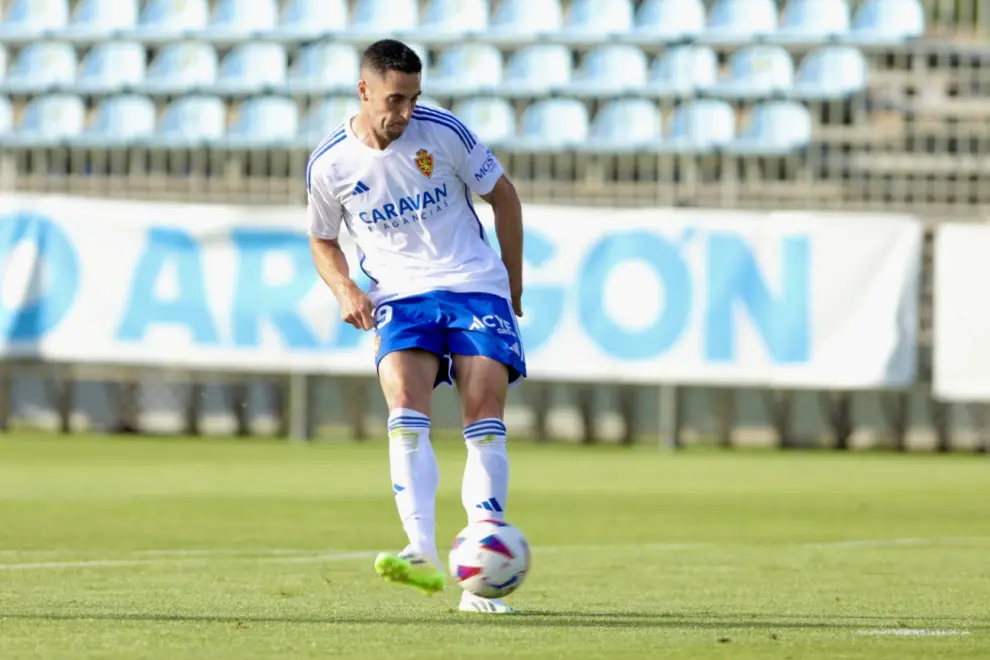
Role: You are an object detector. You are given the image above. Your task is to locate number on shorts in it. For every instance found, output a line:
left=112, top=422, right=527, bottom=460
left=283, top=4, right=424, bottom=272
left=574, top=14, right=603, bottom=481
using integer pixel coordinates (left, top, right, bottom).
left=376, top=305, right=393, bottom=329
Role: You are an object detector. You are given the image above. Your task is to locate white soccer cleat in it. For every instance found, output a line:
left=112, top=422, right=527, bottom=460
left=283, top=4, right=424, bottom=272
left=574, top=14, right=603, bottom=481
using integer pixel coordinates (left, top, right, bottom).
left=458, top=591, right=516, bottom=614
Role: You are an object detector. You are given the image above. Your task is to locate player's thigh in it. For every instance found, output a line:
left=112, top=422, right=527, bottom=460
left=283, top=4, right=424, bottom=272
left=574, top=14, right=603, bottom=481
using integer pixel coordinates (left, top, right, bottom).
left=451, top=353, right=509, bottom=424
left=378, top=349, right=442, bottom=415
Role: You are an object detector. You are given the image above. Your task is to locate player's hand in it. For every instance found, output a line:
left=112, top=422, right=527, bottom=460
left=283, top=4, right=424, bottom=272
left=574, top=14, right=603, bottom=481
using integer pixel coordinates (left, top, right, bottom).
left=511, top=287, right=524, bottom=318
left=338, top=284, right=376, bottom=331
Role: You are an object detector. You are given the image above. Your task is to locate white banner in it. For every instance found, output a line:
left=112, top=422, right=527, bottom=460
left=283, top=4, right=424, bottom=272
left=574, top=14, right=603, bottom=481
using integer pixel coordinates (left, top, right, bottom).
left=933, top=224, right=990, bottom=401
left=0, top=195, right=921, bottom=388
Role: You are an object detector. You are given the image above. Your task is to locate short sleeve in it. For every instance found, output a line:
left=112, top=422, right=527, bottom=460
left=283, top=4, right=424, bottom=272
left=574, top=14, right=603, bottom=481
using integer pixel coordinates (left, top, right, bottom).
left=306, top=169, right=343, bottom=240
left=423, top=107, right=505, bottom=196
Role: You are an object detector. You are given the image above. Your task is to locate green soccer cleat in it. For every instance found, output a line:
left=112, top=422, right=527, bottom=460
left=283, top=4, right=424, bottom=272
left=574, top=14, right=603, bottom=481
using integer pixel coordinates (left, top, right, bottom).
left=374, top=549, right=446, bottom=596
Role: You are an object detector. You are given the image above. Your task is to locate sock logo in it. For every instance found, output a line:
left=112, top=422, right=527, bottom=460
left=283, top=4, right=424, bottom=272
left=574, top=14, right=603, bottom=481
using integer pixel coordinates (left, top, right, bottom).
left=393, top=483, right=406, bottom=495
left=475, top=497, right=503, bottom=513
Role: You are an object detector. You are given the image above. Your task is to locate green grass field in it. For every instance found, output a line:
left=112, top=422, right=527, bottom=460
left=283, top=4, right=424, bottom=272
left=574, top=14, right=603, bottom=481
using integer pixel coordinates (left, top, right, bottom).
left=0, top=433, right=987, bottom=659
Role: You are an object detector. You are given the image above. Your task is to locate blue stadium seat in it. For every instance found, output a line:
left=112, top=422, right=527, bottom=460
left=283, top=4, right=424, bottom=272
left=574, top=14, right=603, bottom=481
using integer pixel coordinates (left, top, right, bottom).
left=628, top=0, right=704, bottom=42
left=214, top=43, right=287, bottom=95
left=644, top=45, right=717, bottom=98
left=74, top=41, right=146, bottom=94
left=560, top=0, right=634, bottom=43
left=415, top=0, right=489, bottom=43
left=451, top=97, right=515, bottom=147
left=195, top=0, right=278, bottom=44
left=11, top=93, right=85, bottom=146
left=76, top=94, right=157, bottom=145
left=658, top=100, right=736, bottom=153
left=59, top=0, right=139, bottom=41
left=225, top=96, right=299, bottom=147
left=727, top=100, right=812, bottom=155
left=507, top=98, right=589, bottom=151
left=1, top=41, right=77, bottom=94
left=0, top=96, right=12, bottom=136
left=348, top=0, right=418, bottom=39
left=297, top=95, right=359, bottom=146
left=0, top=46, right=8, bottom=83
left=790, top=45, right=867, bottom=99
left=140, top=41, right=218, bottom=95
left=0, top=0, right=69, bottom=44
left=264, top=0, right=348, bottom=42
left=123, top=0, right=209, bottom=43
left=426, top=44, right=503, bottom=97
left=484, top=0, right=562, bottom=46
left=497, top=44, right=572, bottom=97
left=774, top=0, right=851, bottom=44
left=284, top=42, right=359, bottom=95
left=153, top=95, right=226, bottom=146
left=701, top=0, right=777, bottom=44
left=586, top=98, right=663, bottom=153
left=847, top=0, right=924, bottom=44
left=567, top=45, right=648, bottom=97
left=711, top=45, right=795, bottom=100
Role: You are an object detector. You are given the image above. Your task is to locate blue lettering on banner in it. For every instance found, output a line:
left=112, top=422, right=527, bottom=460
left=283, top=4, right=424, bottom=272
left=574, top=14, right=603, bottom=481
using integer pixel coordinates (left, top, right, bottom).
left=117, top=228, right=219, bottom=344
left=474, top=150, right=496, bottom=182
left=231, top=229, right=320, bottom=349
left=0, top=212, right=79, bottom=342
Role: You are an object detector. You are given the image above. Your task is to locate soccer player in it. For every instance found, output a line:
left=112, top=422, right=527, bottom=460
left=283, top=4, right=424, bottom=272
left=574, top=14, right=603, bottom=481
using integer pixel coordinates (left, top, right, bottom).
left=306, top=39, right=526, bottom=615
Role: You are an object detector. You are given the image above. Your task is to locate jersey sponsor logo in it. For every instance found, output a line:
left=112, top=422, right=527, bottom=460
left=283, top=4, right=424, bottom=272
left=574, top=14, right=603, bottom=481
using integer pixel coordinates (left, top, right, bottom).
left=414, top=148, right=435, bottom=178
left=469, top=314, right=517, bottom=337
left=357, top=183, right=449, bottom=231
left=474, top=150, right=496, bottom=182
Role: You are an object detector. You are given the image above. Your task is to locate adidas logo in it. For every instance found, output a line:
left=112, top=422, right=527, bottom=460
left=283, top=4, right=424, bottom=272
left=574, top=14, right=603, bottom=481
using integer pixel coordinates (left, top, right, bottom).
left=352, top=180, right=370, bottom=195
left=509, top=343, right=520, bottom=356
left=475, top=497, right=503, bottom=512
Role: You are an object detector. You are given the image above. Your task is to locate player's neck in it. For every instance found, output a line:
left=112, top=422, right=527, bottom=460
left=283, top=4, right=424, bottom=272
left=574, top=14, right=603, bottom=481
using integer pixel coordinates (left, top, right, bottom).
left=352, top=114, right=395, bottom=151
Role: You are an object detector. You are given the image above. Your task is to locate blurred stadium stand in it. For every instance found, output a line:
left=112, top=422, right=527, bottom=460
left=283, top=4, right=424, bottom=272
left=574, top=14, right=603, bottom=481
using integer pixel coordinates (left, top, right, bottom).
left=1, top=0, right=989, bottom=446
left=0, top=0, right=985, bottom=217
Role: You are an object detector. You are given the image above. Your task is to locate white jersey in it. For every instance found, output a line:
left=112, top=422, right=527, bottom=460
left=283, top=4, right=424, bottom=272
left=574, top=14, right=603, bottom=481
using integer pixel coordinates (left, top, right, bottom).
left=306, top=105, right=509, bottom=307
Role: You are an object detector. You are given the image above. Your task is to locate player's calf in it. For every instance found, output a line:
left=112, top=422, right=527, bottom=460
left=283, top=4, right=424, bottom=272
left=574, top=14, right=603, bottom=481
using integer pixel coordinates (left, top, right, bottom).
left=461, top=417, right=509, bottom=522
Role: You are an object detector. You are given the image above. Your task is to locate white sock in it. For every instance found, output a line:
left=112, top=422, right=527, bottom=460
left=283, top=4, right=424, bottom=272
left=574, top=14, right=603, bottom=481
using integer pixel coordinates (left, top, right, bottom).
left=388, top=408, right=439, bottom=564
left=462, top=418, right=509, bottom=523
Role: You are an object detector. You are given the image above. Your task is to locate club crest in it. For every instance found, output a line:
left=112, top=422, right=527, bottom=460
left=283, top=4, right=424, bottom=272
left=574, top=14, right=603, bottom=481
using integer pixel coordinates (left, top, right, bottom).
left=414, top=149, right=434, bottom=179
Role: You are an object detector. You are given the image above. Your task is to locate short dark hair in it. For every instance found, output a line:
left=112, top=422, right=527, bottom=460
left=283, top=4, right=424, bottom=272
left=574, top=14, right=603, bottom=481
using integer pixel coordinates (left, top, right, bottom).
left=361, top=39, right=422, bottom=77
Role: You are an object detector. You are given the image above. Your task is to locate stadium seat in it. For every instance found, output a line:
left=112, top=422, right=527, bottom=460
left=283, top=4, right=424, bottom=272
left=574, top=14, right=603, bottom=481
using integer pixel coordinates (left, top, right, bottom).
left=644, top=45, right=717, bottom=98
left=727, top=100, right=813, bottom=155
left=77, top=94, right=157, bottom=145
left=140, top=41, right=218, bottom=95
left=297, top=95, right=359, bottom=146
left=658, top=100, right=736, bottom=153
left=214, top=43, right=287, bottom=95
left=426, top=44, right=503, bottom=97
left=700, top=0, right=777, bottom=44
left=264, top=0, right=348, bottom=42
left=497, top=44, right=572, bottom=97
left=586, top=98, right=663, bottom=152
left=0, top=46, right=7, bottom=84
left=284, top=42, right=359, bottom=95
left=0, top=96, right=12, bottom=136
left=225, top=96, right=299, bottom=147
left=484, top=0, right=562, bottom=45
left=847, top=0, right=925, bottom=44
left=74, top=41, right=147, bottom=94
left=711, top=45, right=795, bottom=100
left=415, top=0, right=489, bottom=43
left=154, top=95, right=226, bottom=146
left=790, top=45, right=867, bottom=99
left=0, top=0, right=69, bottom=44
left=560, top=0, right=634, bottom=43
left=507, top=98, right=589, bottom=151
left=194, top=0, right=278, bottom=44
left=11, top=93, right=86, bottom=146
left=123, top=0, right=209, bottom=43
left=1, top=41, right=77, bottom=95
left=774, top=0, right=851, bottom=44
left=348, top=0, right=418, bottom=39
left=567, top=45, right=648, bottom=97
left=628, top=0, right=705, bottom=42
left=59, top=0, right=139, bottom=41
left=451, top=97, right=515, bottom=147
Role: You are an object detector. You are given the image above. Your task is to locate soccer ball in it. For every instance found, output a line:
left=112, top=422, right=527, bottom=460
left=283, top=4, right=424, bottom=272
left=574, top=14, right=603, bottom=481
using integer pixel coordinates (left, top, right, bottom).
left=448, top=519, right=530, bottom=599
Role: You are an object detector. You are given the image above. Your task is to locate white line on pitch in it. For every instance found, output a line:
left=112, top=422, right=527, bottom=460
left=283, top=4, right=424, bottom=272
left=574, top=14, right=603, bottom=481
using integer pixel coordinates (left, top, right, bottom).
left=858, top=629, right=970, bottom=637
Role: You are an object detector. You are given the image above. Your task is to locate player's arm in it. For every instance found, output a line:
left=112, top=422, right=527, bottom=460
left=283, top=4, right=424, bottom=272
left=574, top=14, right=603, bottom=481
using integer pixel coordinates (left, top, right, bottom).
left=481, top=175, right=524, bottom=318
left=307, top=174, right=375, bottom=331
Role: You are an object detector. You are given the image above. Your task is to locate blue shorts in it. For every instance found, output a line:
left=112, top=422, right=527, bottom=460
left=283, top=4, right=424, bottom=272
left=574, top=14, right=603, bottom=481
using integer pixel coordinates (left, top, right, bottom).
left=373, top=290, right=527, bottom=389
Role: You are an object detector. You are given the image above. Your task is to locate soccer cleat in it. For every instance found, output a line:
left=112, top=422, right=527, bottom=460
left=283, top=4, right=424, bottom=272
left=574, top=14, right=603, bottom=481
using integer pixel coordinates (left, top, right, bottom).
left=458, top=591, right=516, bottom=614
left=374, top=548, right=446, bottom=596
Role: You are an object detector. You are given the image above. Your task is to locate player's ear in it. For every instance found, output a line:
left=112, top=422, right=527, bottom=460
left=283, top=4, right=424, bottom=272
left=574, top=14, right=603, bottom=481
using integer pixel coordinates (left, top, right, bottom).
left=357, top=80, right=368, bottom=102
